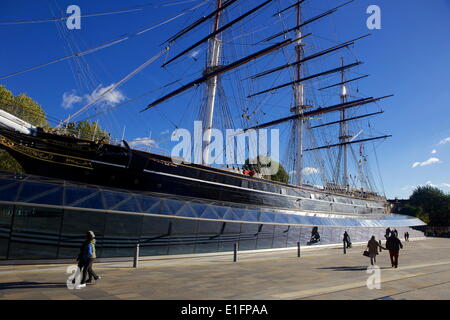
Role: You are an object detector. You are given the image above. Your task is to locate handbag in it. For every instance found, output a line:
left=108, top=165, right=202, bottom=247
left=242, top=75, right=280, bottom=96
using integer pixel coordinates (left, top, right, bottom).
left=363, top=250, right=370, bottom=257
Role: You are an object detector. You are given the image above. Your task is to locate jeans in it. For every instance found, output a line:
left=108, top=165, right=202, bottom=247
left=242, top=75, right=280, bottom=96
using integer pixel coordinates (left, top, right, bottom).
left=81, top=258, right=99, bottom=283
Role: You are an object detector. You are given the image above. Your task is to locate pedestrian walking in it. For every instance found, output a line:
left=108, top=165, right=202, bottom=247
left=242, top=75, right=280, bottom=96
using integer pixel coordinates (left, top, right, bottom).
left=343, top=231, right=352, bottom=248
left=386, top=233, right=403, bottom=268
left=366, top=236, right=384, bottom=266
left=77, top=231, right=101, bottom=287
left=406, top=232, right=410, bottom=242
left=385, top=227, right=391, bottom=240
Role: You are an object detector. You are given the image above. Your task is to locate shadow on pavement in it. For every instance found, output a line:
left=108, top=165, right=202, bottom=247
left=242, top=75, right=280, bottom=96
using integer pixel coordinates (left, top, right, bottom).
left=0, top=282, right=66, bottom=290
left=317, top=266, right=391, bottom=271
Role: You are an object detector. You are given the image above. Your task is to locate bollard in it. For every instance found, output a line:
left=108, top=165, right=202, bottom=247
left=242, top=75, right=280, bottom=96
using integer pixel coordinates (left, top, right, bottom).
left=343, top=241, right=347, bottom=254
left=297, top=242, right=301, bottom=258
left=233, top=243, right=238, bottom=262
left=133, top=243, right=140, bottom=268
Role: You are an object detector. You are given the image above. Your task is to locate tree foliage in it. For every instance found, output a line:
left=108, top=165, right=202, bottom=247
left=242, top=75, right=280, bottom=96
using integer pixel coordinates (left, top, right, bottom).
left=0, top=85, right=109, bottom=173
left=243, top=156, right=290, bottom=184
left=62, top=120, right=109, bottom=141
left=401, top=186, right=450, bottom=226
left=0, top=85, right=49, bottom=128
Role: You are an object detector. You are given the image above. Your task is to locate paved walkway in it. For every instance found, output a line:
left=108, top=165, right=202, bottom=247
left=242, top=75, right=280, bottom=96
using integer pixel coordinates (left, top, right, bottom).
left=0, top=237, right=449, bottom=300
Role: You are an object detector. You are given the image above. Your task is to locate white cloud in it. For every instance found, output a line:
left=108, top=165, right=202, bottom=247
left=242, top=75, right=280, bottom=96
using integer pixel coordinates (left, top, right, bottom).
left=61, top=91, right=83, bottom=109
left=431, top=149, right=437, bottom=154
left=85, top=84, right=125, bottom=107
left=438, top=137, right=450, bottom=145
left=425, top=181, right=437, bottom=187
left=411, top=157, right=441, bottom=168
left=160, top=130, right=170, bottom=135
left=441, top=183, right=450, bottom=188
left=302, top=167, right=320, bottom=175
left=189, top=49, right=201, bottom=60
left=128, top=137, right=157, bottom=149
left=62, top=84, right=125, bottom=110
left=400, top=185, right=415, bottom=191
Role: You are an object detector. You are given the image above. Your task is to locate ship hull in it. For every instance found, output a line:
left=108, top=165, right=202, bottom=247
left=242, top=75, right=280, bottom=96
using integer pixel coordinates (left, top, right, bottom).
left=0, top=128, right=387, bottom=215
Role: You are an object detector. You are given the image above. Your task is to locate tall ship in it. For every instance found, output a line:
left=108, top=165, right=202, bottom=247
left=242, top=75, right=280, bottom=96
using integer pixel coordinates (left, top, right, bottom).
left=0, top=0, right=425, bottom=261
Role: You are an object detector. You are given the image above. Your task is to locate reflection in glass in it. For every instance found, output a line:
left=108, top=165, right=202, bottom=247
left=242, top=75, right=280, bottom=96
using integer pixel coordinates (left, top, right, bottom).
left=8, top=206, right=63, bottom=259
left=59, top=210, right=106, bottom=259
left=102, top=213, right=142, bottom=257
left=0, top=205, right=13, bottom=259
left=168, top=218, right=198, bottom=255
left=140, top=215, right=171, bottom=256
left=195, top=220, right=221, bottom=253
left=218, top=222, right=241, bottom=252
left=256, top=224, right=274, bottom=249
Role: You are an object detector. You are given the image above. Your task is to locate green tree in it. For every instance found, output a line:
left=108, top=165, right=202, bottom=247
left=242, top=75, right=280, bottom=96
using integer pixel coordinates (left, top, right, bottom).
left=399, top=204, right=429, bottom=224
left=0, top=85, right=110, bottom=174
left=0, top=86, right=49, bottom=128
left=62, top=120, right=109, bottom=141
left=0, top=86, right=51, bottom=173
left=243, top=156, right=290, bottom=183
left=408, top=186, right=450, bottom=226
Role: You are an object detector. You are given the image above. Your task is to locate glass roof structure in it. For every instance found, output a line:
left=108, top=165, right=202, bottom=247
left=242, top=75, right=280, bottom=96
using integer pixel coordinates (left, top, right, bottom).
left=0, top=171, right=425, bottom=228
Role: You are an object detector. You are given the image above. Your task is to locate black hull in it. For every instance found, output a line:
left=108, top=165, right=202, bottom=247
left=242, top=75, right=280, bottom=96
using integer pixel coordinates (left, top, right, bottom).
left=0, top=128, right=386, bottom=215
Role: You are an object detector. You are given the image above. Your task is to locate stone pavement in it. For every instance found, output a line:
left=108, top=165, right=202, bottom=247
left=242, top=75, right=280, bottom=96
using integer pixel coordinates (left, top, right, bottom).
left=0, top=237, right=449, bottom=300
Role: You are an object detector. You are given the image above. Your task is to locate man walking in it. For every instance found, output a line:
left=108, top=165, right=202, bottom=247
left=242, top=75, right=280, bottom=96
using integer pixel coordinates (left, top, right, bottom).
left=386, top=233, right=403, bottom=268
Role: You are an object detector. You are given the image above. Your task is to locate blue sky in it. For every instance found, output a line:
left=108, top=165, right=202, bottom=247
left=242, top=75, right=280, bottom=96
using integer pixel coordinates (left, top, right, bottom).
left=1, top=0, right=450, bottom=199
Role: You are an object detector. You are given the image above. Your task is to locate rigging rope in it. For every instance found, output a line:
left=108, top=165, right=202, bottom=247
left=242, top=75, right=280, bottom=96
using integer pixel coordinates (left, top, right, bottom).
left=59, top=47, right=169, bottom=126
left=0, top=0, right=208, bottom=80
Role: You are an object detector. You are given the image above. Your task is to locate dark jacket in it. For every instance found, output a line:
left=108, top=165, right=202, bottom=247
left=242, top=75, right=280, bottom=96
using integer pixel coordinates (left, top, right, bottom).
left=367, top=239, right=382, bottom=255
left=386, top=236, right=403, bottom=251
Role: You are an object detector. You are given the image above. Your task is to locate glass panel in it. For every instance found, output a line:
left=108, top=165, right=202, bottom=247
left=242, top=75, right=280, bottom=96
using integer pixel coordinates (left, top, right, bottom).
left=58, top=210, right=106, bottom=259
left=195, top=220, right=221, bottom=253
left=168, top=218, right=198, bottom=255
left=8, top=206, right=63, bottom=259
left=17, top=182, right=56, bottom=202
left=0, top=205, right=13, bottom=259
left=140, top=215, right=171, bottom=256
left=320, top=226, right=332, bottom=244
left=218, top=222, right=241, bottom=252
left=299, top=226, right=311, bottom=246
left=286, top=226, right=301, bottom=247
left=272, top=225, right=289, bottom=248
left=102, top=191, right=131, bottom=210
left=0, top=182, right=20, bottom=202
left=256, top=224, right=274, bottom=249
left=102, top=213, right=142, bottom=258
left=64, top=187, right=99, bottom=206
left=239, top=223, right=258, bottom=251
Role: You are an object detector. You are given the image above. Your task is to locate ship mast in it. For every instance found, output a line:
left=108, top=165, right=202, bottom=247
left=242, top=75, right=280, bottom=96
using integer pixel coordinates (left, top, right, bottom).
left=203, top=0, right=223, bottom=165
left=339, top=57, right=350, bottom=189
left=293, top=2, right=304, bottom=186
